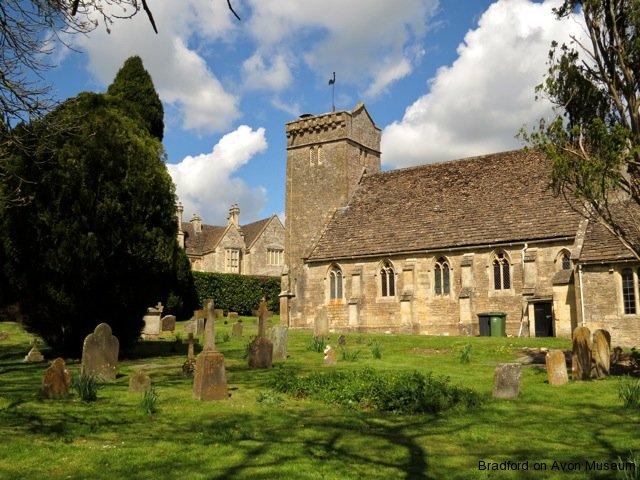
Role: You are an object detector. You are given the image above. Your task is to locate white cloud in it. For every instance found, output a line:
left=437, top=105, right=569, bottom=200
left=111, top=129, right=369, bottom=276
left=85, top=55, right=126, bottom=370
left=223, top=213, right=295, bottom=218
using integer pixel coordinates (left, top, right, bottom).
left=167, top=126, right=269, bottom=224
left=381, top=0, right=586, bottom=168
left=72, top=0, right=241, bottom=134
left=242, top=53, right=293, bottom=91
left=245, top=0, right=438, bottom=97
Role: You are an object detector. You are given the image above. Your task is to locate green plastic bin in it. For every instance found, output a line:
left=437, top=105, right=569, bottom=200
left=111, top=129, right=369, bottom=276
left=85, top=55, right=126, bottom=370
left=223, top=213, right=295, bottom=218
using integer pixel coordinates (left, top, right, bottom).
left=489, top=312, right=507, bottom=337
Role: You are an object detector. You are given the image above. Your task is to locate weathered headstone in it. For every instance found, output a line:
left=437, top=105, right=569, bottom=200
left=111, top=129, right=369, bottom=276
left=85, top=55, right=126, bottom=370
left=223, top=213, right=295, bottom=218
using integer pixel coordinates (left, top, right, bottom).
left=41, top=358, right=71, bottom=399
left=323, top=345, right=337, bottom=366
left=572, top=326, right=592, bottom=381
left=228, top=312, right=239, bottom=321
left=337, top=334, right=346, bottom=347
left=161, top=315, right=176, bottom=332
left=81, top=323, right=119, bottom=381
left=193, top=300, right=228, bottom=400
left=592, top=329, right=611, bottom=379
left=231, top=321, right=243, bottom=339
left=128, top=370, right=152, bottom=393
left=24, top=339, right=45, bottom=363
left=545, top=349, right=568, bottom=385
left=248, top=298, right=273, bottom=368
left=492, top=363, right=521, bottom=399
left=214, top=309, right=224, bottom=319
left=142, top=303, right=164, bottom=337
left=314, top=306, right=329, bottom=337
left=270, top=325, right=288, bottom=361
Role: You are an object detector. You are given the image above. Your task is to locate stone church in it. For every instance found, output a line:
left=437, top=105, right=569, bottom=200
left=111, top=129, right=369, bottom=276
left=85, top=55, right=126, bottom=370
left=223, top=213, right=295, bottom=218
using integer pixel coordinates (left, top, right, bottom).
left=279, top=103, right=639, bottom=347
left=177, top=204, right=284, bottom=277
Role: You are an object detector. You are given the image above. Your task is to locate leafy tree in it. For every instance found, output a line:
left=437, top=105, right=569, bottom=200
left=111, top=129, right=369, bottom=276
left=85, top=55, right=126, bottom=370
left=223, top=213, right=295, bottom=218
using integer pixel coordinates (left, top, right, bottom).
left=108, top=56, right=165, bottom=141
left=1, top=91, right=196, bottom=355
left=523, top=0, right=640, bottom=257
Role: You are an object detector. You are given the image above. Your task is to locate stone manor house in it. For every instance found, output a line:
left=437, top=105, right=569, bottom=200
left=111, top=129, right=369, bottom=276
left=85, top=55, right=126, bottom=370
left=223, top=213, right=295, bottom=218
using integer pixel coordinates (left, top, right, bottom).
left=279, top=103, right=640, bottom=347
left=177, top=204, right=285, bottom=277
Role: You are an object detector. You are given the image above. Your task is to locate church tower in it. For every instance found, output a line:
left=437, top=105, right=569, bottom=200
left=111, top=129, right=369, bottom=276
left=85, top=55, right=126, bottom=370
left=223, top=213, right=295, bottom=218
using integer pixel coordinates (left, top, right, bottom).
left=281, top=103, right=381, bottom=327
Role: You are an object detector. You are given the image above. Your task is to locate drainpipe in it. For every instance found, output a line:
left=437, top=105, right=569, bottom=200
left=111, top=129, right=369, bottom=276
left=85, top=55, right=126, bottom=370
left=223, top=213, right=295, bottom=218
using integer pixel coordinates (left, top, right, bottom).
left=578, top=264, right=586, bottom=327
left=518, top=243, right=528, bottom=337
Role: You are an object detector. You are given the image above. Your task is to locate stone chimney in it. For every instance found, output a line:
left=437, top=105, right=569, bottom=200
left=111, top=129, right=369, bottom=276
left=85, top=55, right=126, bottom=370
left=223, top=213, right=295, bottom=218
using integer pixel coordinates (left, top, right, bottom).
left=176, top=202, right=185, bottom=248
left=228, top=204, right=240, bottom=227
left=190, top=213, right=202, bottom=234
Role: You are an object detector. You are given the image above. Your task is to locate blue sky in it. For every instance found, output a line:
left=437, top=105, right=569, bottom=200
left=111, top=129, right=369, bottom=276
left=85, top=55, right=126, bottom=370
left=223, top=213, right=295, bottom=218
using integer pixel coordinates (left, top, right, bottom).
left=45, top=0, right=582, bottom=226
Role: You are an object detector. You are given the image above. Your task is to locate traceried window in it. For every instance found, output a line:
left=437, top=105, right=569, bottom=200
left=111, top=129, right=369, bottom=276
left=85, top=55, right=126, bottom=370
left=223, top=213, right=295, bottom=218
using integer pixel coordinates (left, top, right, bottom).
left=493, top=252, right=511, bottom=290
left=267, top=249, right=283, bottom=266
left=622, top=268, right=636, bottom=314
left=434, top=257, right=450, bottom=296
left=225, top=248, right=240, bottom=273
left=380, top=261, right=396, bottom=297
left=329, top=266, right=343, bottom=301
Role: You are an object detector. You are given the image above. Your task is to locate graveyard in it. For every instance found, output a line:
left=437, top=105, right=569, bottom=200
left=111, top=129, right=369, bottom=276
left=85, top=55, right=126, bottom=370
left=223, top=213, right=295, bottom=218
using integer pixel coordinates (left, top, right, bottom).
left=0, top=313, right=638, bottom=480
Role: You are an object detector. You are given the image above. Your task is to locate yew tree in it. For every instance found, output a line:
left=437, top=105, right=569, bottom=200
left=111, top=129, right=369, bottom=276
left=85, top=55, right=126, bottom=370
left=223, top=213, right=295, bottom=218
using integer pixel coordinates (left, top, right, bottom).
left=525, top=0, right=640, bottom=256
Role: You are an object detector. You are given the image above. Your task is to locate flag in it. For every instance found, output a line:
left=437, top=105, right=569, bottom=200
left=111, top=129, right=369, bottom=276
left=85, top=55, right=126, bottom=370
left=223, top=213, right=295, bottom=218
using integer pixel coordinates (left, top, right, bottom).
left=328, top=72, right=335, bottom=85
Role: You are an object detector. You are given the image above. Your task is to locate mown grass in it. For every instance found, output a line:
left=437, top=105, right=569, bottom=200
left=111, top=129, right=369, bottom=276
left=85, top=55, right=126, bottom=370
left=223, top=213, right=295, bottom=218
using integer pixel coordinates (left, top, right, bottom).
left=0, top=318, right=638, bottom=480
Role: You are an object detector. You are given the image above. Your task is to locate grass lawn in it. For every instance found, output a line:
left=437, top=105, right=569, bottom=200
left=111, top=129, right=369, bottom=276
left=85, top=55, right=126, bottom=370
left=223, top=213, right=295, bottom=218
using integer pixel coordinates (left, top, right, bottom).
left=0, top=318, right=638, bottom=480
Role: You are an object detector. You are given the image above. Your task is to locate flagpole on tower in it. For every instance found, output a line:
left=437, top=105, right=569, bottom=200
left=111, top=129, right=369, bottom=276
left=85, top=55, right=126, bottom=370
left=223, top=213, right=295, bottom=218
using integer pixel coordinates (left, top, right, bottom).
left=328, top=72, right=336, bottom=112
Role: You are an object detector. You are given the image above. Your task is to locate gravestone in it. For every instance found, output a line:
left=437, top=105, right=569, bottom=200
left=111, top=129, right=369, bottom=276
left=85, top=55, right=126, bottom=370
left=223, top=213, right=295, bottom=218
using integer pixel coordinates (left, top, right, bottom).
left=24, top=339, right=45, bottom=363
left=592, top=329, right=611, bottom=379
left=337, top=335, right=346, bottom=347
left=214, top=309, right=224, bottom=319
left=193, top=300, right=228, bottom=400
left=231, top=321, right=243, bottom=339
left=545, top=349, right=568, bottom=385
left=161, top=315, right=176, bottom=332
left=572, top=326, right=592, bottom=381
left=270, top=325, right=288, bottom=361
left=128, top=370, right=152, bottom=393
left=492, top=363, right=521, bottom=399
left=142, top=302, right=164, bottom=337
left=41, top=358, right=72, bottom=399
left=228, top=312, right=239, bottom=321
left=248, top=298, right=273, bottom=368
left=323, top=345, right=337, bottom=366
left=181, top=332, right=198, bottom=377
left=81, top=323, right=119, bottom=381
left=314, top=307, right=329, bottom=337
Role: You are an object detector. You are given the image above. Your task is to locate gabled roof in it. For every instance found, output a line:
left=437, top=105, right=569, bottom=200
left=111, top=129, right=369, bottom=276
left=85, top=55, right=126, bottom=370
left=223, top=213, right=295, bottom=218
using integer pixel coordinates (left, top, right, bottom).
left=182, top=223, right=227, bottom=256
left=241, top=215, right=284, bottom=250
left=308, top=149, right=583, bottom=261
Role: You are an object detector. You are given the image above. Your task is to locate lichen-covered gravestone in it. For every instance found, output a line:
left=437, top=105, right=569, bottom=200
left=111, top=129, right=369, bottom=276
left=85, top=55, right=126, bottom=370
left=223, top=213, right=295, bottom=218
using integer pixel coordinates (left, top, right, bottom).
left=81, top=323, right=119, bottom=381
left=492, top=363, right=521, bottom=399
left=129, top=370, right=152, bottom=393
left=323, top=345, right=337, bottom=366
left=592, top=329, right=611, bottom=379
left=545, top=349, right=568, bottom=385
left=41, top=358, right=72, bottom=399
left=248, top=298, right=273, bottom=369
left=572, top=326, right=592, bottom=381
left=193, top=300, right=228, bottom=400
left=270, top=325, right=288, bottom=361
left=314, top=306, right=329, bottom=337
left=231, top=321, right=243, bottom=339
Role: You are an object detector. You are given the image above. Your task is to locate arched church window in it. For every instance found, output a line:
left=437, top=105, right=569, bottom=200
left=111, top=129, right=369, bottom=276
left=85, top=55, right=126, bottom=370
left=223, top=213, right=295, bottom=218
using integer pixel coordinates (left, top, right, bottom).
left=380, top=261, right=395, bottom=297
left=434, top=257, right=450, bottom=296
left=561, top=253, right=571, bottom=270
left=493, top=252, right=510, bottom=290
left=329, top=266, right=343, bottom=300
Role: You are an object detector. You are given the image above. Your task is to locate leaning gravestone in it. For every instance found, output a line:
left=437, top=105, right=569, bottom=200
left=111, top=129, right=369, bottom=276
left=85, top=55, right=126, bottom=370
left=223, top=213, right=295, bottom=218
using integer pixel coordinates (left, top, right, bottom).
left=323, top=345, right=337, bottom=366
left=231, top=321, right=243, bottom=339
left=161, top=315, right=176, bottom=332
left=41, top=358, right=72, bottom=399
left=270, top=325, right=288, bottom=361
left=592, top=329, right=611, bottom=379
left=492, top=363, right=521, bottom=399
left=193, top=300, right=228, bottom=400
left=24, top=339, right=45, bottom=363
left=314, top=307, right=329, bottom=337
left=81, top=323, right=119, bottom=381
left=248, top=298, right=273, bottom=369
left=128, top=370, right=152, bottom=393
left=545, top=349, right=568, bottom=385
left=572, top=326, right=592, bottom=381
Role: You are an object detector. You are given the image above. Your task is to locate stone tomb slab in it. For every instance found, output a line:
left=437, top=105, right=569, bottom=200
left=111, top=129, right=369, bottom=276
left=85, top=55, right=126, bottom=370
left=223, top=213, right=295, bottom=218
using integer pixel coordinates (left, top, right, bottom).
left=81, top=323, right=119, bottom=381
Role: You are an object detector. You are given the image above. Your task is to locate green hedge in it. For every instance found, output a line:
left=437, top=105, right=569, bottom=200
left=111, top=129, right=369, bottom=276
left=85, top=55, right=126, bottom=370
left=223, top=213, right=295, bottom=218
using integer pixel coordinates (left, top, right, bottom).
left=192, top=271, right=280, bottom=315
